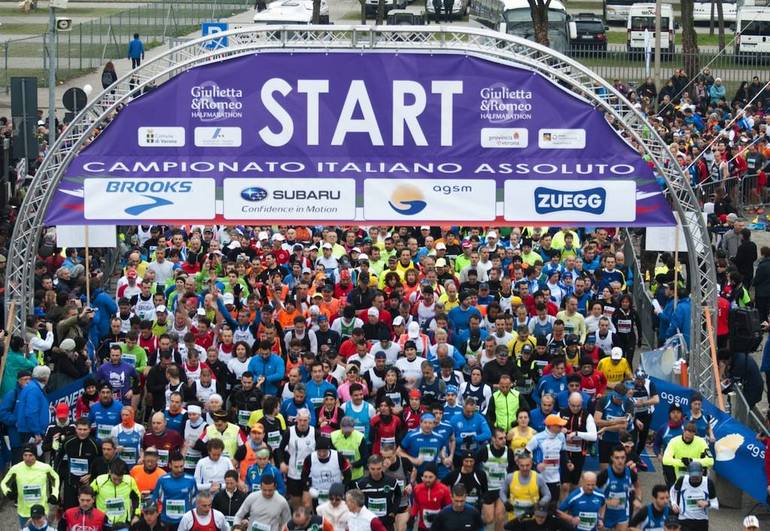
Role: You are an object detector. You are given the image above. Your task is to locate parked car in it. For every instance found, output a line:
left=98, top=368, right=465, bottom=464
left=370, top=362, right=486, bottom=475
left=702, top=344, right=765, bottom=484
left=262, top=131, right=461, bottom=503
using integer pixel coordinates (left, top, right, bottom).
left=570, top=13, right=608, bottom=53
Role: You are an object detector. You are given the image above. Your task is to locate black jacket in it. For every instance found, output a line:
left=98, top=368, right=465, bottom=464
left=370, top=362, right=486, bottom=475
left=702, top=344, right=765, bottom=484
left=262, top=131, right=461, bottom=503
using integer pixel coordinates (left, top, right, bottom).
left=213, top=488, right=247, bottom=519
left=754, top=257, right=770, bottom=298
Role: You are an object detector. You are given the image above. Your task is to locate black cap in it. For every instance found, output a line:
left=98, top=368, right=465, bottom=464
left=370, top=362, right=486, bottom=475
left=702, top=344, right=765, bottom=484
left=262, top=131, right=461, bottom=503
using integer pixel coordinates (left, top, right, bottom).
left=536, top=336, right=548, bottom=346
left=316, top=437, right=332, bottom=450
left=22, top=444, right=37, bottom=457
left=30, top=505, right=45, bottom=518
left=664, top=514, right=682, bottom=527
left=17, top=370, right=31, bottom=379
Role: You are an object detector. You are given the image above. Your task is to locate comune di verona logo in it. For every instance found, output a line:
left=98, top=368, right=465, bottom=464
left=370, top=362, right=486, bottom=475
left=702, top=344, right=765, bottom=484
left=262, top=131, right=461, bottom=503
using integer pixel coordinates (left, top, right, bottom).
left=388, top=184, right=427, bottom=215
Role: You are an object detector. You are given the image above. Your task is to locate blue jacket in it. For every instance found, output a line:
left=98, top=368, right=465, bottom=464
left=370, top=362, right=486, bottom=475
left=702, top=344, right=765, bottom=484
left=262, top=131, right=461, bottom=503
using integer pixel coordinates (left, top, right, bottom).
left=89, top=289, right=117, bottom=341
left=245, top=462, right=286, bottom=494
left=305, top=379, right=336, bottom=409
left=760, top=337, right=770, bottom=373
left=449, top=411, right=491, bottom=450
left=16, top=380, right=48, bottom=436
left=247, top=354, right=285, bottom=396
left=280, top=397, right=316, bottom=425
left=534, top=374, right=567, bottom=405
left=0, top=386, right=23, bottom=447
left=665, top=297, right=691, bottom=348
left=127, top=38, right=144, bottom=59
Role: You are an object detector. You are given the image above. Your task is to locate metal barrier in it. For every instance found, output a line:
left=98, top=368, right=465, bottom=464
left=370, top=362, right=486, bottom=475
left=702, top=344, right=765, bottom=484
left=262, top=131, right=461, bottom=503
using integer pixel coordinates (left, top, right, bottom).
left=1, top=0, right=254, bottom=89
left=624, top=231, right=658, bottom=349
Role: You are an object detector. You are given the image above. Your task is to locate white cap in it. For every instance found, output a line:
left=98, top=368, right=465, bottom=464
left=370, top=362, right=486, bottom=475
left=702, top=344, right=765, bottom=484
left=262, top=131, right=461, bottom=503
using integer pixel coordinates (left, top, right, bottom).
left=196, top=308, right=206, bottom=316
left=258, top=231, right=269, bottom=240
left=310, top=305, right=321, bottom=315
left=222, top=293, right=235, bottom=305
left=358, top=253, right=369, bottom=261
left=322, top=242, right=333, bottom=250
left=435, top=242, right=446, bottom=250
left=610, top=347, right=623, bottom=360
left=420, top=226, right=430, bottom=230
left=487, top=230, right=497, bottom=239
left=743, top=516, right=759, bottom=528
left=392, top=316, right=405, bottom=326
left=156, top=305, right=167, bottom=313
left=351, top=247, right=361, bottom=253
left=273, top=233, right=285, bottom=241
left=407, top=321, right=420, bottom=339
left=367, top=307, right=379, bottom=317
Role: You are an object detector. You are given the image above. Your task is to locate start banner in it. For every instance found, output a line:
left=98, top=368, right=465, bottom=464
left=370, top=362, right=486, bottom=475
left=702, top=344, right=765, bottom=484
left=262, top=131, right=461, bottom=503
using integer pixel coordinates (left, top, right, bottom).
left=47, top=52, right=675, bottom=226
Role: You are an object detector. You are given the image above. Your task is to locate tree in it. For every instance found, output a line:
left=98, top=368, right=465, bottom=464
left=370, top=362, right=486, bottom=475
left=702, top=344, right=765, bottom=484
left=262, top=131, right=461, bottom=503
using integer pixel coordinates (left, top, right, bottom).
left=680, top=0, right=700, bottom=79
left=376, top=0, right=386, bottom=24
left=528, top=0, right=551, bottom=47
left=715, top=0, right=726, bottom=51
left=358, top=0, right=367, bottom=23
left=312, top=0, right=321, bottom=23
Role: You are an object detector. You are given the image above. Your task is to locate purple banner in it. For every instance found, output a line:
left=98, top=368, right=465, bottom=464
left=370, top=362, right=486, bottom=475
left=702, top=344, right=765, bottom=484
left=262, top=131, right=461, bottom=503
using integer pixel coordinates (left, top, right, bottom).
left=47, top=52, right=675, bottom=226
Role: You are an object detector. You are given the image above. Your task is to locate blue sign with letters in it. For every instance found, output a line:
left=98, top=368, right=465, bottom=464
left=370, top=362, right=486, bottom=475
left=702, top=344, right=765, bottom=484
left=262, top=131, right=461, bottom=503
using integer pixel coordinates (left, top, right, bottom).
left=534, top=186, right=606, bottom=215
left=201, top=22, right=229, bottom=49
left=651, top=377, right=767, bottom=502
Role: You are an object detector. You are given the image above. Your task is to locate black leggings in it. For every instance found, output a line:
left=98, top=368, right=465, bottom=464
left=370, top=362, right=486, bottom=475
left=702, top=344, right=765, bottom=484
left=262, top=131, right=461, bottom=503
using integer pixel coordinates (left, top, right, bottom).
left=635, top=412, right=652, bottom=456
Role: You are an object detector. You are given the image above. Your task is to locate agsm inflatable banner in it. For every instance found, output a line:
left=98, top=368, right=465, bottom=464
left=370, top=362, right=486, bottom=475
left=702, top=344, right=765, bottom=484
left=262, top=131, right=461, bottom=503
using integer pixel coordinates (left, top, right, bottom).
left=651, top=377, right=767, bottom=502
left=47, top=52, right=676, bottom=226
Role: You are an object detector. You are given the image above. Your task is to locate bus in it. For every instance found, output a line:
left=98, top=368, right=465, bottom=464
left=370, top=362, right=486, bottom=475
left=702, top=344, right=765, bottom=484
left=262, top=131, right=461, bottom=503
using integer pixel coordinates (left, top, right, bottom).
left=470, top=0, right=573, bottom=54
left=252, top=0, right=329, bottom=24
left=604, top=0, right=636, bottom=24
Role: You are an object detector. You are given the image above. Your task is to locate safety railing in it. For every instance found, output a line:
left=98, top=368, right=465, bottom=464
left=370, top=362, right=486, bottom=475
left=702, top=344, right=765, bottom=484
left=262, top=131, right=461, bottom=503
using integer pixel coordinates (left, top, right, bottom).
left=624, top=230, right=659, bottom=350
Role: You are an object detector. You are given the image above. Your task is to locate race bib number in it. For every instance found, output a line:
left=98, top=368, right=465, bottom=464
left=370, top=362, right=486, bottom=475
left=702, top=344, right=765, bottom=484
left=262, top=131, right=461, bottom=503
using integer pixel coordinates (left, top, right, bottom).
left=422, top=508, right=440, bottom=528
left=22, top=485, right=42, bottom=503
left=238, top=410, right=251, bottom=426
left=486, top=464, right=506, bottom=489
left=381, top=436, right=396, bottom=446
left=369, top=496, right=387, bottom=516
left=577, top=511, right=598, bottom=530
left=251, top=522, right=271, bottom=531
left=97, top=424, right=113, bottom=441
left=165, top=499, right=186, bottom=519
left=69, top=457, right=89, bottom=476
left=685, top=493, right=703, bottom=509
left=122, top=353, right=137, bottom=366
left=418, top=447, right=437, bottom=462
left=513, top=500, right=533, bottom=518
left=267, top=430, right=281, bottom=449
left=157, top=449, right=169, bottom=468
left=119, top=447, right=138, bottom=465
left=105, top=497, right=126, bottom=518
left=184, top=449, right=201, bottom=469
left=354, top=424, right=366, bottom=434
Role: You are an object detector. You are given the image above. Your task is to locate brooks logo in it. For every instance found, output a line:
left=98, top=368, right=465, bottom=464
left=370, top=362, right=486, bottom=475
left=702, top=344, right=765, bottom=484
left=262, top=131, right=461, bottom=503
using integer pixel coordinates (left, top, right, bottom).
left=534, top=187, right=606, bottom=215
left=124, top=195, right=174, bottom=216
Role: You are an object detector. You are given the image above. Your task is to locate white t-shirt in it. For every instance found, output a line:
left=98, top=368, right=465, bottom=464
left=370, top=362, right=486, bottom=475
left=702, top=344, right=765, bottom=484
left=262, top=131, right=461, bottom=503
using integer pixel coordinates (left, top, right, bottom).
left=395, top=356, right=426, bottom=386
left=194, top=456, right=234, bottom=492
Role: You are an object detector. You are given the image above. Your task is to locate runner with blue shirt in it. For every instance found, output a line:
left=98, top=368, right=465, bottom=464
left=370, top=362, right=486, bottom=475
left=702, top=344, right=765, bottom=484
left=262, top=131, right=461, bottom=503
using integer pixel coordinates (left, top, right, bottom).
left=597, top=446, right=640, bottom=530
left=88, top=384, right=124, bottom=444
left=558, top=471, right=606, bottom=531
left=399, top=413, right=449, bottom=476
left=152, top=452, right=198, bottom=527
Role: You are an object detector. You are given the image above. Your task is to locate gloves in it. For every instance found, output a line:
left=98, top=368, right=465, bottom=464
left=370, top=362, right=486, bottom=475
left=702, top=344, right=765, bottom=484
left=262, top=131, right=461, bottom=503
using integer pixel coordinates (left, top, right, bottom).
left=463, top=436, right=474, bottom=447
left=504, top=501, right=514, bottom=512
left=681, top=457, right=692, bottom=466
left=48, top=494, right=58, bottom=505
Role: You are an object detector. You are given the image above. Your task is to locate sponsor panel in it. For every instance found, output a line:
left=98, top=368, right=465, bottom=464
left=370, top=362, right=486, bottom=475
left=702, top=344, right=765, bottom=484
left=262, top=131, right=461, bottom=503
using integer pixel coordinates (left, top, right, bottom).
left=223, top=178, right=357, bottom=220
left=538, top=128, right=586, bottom=149
left=480, top=128, right=528, bottom=149
left=194, top=126, right=242, bottom=147
left=84, top=178, right=215, bottom=220
left=504, top=179, right=636, bottom=222
left=364, top=179, right=496, bottom=221
left=137, top=127, right=185, bottom=147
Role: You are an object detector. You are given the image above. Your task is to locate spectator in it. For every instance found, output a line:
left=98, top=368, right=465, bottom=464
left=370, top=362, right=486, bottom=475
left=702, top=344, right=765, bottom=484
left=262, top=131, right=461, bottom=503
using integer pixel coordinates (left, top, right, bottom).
left=128, top=33, right=145, bottom=68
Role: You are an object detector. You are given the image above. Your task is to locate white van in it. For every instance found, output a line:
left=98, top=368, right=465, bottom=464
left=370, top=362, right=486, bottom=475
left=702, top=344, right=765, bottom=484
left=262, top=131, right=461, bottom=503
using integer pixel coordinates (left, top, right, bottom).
left=735, top=7, right=770, bottom=57
left=626, top=3, right=675, bottom=56
left=252, top=0, right=328, bottom=24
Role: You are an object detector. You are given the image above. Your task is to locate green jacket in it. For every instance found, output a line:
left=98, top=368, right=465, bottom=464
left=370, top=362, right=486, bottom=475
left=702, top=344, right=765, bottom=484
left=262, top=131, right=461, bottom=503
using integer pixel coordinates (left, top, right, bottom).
left=91, top=473, right=142, bottom=525
left=0, top=349, right=38, bottom=396
left=0, top=460, right=60, bottom=517
left=662, top=434, right=714, bottom=477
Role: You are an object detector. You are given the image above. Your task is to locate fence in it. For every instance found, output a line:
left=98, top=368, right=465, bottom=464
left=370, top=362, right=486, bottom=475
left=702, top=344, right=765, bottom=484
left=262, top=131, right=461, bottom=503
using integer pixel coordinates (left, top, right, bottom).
left=567, top=47, right=769, bottom=94
left=1, top=0, right=254, bottom=89
left=623, top=231, right=659, bottom=350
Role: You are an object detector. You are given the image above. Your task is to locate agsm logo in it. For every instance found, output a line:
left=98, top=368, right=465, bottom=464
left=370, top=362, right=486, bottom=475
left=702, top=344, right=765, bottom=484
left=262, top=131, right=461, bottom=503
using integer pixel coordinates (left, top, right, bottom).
left=534, top=186, right=606, bottom=215
left=388, top=184, right=427, bottom=216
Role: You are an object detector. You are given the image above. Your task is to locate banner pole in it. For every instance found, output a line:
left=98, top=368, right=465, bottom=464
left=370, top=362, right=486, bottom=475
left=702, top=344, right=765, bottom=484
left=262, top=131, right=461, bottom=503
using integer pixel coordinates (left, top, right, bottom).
left=673, top=221, right=680, bottom=310
left=0, top=302, right=17, bottom=385
left=84, top=227, right=91, bottom=304
left=703, top=305, right=725, bottom=410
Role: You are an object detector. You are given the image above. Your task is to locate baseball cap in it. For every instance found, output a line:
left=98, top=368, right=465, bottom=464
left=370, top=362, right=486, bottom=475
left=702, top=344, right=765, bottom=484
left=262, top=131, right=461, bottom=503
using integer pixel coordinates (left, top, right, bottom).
left=462, top=240, right=472, bottom=249
left=222, top=293, right=235, bottom=305
left=545, top=414, right=567, bottom=427
left=30, top=505, right=46, bottom=518
left=435, top=258, right=447, bottom=267
left=635, top=368, right=647, bottom=379
left=610, top=347, right=624, bottom=360
left=155, top=305, right=167, bottom=314
left=407, top=321, right=420, bottom=339
left=316, top=437, right=332, bottom=450
left=339, top=270, right=351, bottom=280
left=409, top=389, right=422, bottom=399
left=250, top=423, right=265, bottom=434
left=521, top=344, right=534, bottom=355
left=368, top=307, right=379, bottom=317
left=273, top=233, right=285, bottom=241
left=446, top=385, right=458, bottom=395
left=435, top=242, right=447, bottom=250
left=392, top=316, right=405, bottom=327
left=312, top=292, right=323, bottom=299
left=743, top=516, right=760, bottom=529
left=486, top=230, right=497, bottom=239
left=55, top=403, right=70, bottom=418
left=358, top=254, right=369, bottom=261
left=321, top=242, right=333, bottom=249
left=59, top=338, right=76, bottom=352
left=141, top=499, right=159, bottom=512
left=687, top=461, right=703, bottom=477
left=257, top=231, right=269, bottom=240
left=126, top=268, right=137, bottom=279
left=533, top=506, right=548, bottom=517
left=420, top=226, right=430, bottom=231
left=374, top=351, right=387, bottom=360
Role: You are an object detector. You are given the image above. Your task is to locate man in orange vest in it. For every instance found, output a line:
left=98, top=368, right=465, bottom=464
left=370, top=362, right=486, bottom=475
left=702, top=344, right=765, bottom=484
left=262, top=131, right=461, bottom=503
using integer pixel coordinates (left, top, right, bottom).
left=234, top=424, right=269, bottom=481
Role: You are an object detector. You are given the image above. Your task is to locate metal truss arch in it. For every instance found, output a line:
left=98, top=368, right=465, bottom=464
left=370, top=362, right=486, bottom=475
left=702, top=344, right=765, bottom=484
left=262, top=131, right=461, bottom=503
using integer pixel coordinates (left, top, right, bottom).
left=5, top=25, right=718, bottom=398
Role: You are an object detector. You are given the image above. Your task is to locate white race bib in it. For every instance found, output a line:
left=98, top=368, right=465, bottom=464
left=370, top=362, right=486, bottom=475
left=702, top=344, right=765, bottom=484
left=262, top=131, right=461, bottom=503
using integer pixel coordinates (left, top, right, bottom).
left=69, top=457, right=89, bottom=476
left=165, top=498, right=186, bottom=518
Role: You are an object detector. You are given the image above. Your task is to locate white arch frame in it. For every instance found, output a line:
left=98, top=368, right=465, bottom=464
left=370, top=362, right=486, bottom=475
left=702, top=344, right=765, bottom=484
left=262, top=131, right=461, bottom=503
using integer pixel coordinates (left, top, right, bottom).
left=4, top=25, right=718, bottom=398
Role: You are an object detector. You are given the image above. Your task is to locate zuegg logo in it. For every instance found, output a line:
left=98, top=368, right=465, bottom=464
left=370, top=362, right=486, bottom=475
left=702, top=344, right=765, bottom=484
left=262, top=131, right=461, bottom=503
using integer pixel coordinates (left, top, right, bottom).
left=388, top=184, right=427, bottom=216
left=241, top=187, right=269, bottom=202
left=534, top=187, right=606, bottom=215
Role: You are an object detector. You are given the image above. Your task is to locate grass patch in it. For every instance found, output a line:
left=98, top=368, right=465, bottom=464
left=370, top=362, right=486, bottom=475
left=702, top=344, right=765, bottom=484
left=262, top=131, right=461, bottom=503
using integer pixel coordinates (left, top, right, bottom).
left=605, top=30, right=731, bottom=47
left=0, top=22, right=50, bottom=33
left=0, top=6, right=121, bottom=16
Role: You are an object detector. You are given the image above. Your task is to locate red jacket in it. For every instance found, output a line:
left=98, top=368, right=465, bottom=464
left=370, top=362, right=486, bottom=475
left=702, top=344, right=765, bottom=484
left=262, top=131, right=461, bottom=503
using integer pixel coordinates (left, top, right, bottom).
left=369, top=413, right=402, bottom=455
left=411, top=481, right=452, bottom=530
left=61, top=506, right=108, bottom=531
left=581, top=371, right=608, bottom=398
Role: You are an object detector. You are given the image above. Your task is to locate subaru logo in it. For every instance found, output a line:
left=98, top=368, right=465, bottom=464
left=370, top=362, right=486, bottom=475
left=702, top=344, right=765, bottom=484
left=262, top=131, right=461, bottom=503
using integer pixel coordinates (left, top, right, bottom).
left=534, top=187, right=606, bottom=215
left=241, top=187, right=269, bottom=202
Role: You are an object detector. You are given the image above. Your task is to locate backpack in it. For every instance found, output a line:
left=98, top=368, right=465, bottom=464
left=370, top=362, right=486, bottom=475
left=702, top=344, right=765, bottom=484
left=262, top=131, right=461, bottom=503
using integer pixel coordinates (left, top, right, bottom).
left=101, top=70, right=113, bottom=87
left=729, top=307, right=763, bottom=352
